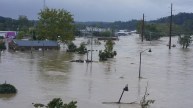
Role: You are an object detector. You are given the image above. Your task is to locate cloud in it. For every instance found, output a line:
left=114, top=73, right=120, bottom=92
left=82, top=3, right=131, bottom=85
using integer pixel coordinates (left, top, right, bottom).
left=0, top=0, right=193, bottom=21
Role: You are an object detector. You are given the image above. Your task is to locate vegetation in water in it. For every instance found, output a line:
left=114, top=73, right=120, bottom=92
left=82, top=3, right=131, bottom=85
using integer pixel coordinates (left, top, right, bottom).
left=0, top=82, right=17, bottom=94
left=33, top=98, right=77, bottom=108
left=67, top=42, right=87, bottom=54
left=99, top=40, right=117, bottom=61
left=178, top=35, right=192, bottom=48
left=140, top=83, right=155, bottom=108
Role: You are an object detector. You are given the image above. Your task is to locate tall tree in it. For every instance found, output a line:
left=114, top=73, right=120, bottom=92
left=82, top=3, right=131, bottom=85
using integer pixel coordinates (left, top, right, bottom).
left=36, top=8, right=75, bottom=43
left=18, top=15, right=29, bottom=32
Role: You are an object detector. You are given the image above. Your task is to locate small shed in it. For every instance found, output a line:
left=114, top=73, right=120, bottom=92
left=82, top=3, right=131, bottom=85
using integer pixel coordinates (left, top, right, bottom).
left=9, top=40, right=60, bottom=51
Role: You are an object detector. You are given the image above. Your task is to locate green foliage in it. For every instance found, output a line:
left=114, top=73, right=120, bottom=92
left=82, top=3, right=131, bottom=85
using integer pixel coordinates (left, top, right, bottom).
left=99, top=40, right=117, bottom=61
left=67, top=42, right=87, bottom=54
left=74, top=20, right=138, bottom=31
left=36, top=8, right=75, bottom=42
left=137, top=22, right=163, bottom=41
left=33, top=98, right=77, bottom=108
left=67, top=42, right=77, bottom=52
left=178, top=35, right=192, bottom=48
left=76, top=42, right=87, bottom=54
left=16, top=31, right=25, bottom=39
left=105, top=40, right=114, bottom=52
left=18, top=15, right=30, bottom=32
left=0, top=41, right=6, bottom=50
left=0, top=83, right=17, bottom=94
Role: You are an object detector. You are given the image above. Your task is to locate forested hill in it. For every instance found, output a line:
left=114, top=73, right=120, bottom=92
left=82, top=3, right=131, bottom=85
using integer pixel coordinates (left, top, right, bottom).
left=1, top=12, right=193, bottom=31
left=75, top=20, right=138, bottom=30
left=76, top=13, right=193, bottom=31
left=151, top=12, right=193, bottom=25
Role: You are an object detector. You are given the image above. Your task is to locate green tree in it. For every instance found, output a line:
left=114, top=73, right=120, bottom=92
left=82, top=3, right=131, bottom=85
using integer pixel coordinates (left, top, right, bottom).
left=99, top=40, right=117, bottom=61
left=178, top=35, right=192, bottom=48
left=76, top=42, right=87, bottom=54
left=16, top=31, right=25, bottom=39
left=105, top=39, right=114, bottom=53
left=0, top=40, right=6, bottom=51
left=18, top=15, right=29, bottom=32
left=67, top=42, right=77, bottom=52
left=36, top=8, right=74, bottom=43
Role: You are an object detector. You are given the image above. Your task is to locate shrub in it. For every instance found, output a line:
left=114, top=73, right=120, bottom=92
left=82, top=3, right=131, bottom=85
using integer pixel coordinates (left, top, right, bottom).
left=33, top=98, right=77, bottom=108
left=76, top=42, right=87, bottom=54
left=67, top=42, right=77, bottom=52
left=0, top=83, right=17, bottom=94
left=0, top=41, right=6, bottom=51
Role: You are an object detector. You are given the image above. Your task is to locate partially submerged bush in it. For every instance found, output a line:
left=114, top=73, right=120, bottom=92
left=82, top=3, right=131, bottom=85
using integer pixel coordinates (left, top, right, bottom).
left=67, top=42, right=87, bottom=54
left=140, top=83, right=155, bottom=108
left=33, top=98, right=77, bottom=108
left=67, top=42, right=77, bottom=52
left=99, top=50, right=117, bottom=61
left=0, top=83, right=17, bottom=94
left=0, top=41, right=6, bottom=51
left=99, top=40, right=117, bottom=61
left=76, top=42, right=87, bottom=54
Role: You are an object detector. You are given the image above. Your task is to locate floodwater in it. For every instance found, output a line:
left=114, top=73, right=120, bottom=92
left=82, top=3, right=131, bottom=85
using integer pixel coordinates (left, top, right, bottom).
left=0, top=34, right=193, bottom=108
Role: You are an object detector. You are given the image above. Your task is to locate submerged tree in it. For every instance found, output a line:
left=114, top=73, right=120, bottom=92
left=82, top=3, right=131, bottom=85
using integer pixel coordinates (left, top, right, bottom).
left=33, top=98, right=77, bottom=108
left=67, top=42, right=77, bottom=52
left=99, top=40, right=117, bottom=61
left=178, top=35, right=192, bottom=48
left=140, top=83, right=155, bottom=108
left=36, top=8, right=75, bottom=43
left=76, top=42, right=87, bottom=54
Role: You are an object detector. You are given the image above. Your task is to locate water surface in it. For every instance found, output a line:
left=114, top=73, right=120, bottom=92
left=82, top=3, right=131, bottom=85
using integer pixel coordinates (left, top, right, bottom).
left=0, top=34, right=193, bottom=108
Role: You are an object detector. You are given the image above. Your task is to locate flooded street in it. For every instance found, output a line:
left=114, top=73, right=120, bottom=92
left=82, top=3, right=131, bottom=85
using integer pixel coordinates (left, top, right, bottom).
left=0, top=34, right=193, bottom=108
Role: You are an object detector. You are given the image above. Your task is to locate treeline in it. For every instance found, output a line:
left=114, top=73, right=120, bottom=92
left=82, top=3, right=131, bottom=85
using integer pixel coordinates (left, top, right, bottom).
left=136, top=12, right=193, bottom=41
left=0, top=16, right=35, bottom=31
left=1, top=12, right=193, bottom=36
left=150, top=12, right=193, bottom=35
left=75, top=20, right=138, bottom=30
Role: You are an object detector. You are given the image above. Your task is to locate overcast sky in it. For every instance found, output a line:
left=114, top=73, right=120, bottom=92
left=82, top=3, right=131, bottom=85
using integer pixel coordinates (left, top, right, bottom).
left=0, top=0, right=193, bottom=22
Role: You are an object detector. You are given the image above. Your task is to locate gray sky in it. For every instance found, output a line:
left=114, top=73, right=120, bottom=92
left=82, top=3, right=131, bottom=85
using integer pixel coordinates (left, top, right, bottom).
left=0, top=0, right=193, bottom=22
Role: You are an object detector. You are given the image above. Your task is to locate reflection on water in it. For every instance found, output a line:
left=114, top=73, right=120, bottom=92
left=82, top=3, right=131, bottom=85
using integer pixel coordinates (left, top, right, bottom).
left=0, top=94, right=16, bottom=100
left=0, top=35, right=193, bottom=108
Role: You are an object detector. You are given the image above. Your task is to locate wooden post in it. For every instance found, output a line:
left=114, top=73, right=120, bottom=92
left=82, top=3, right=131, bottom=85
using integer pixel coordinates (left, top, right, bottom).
left=139, top=52, right=142, bottom=78
left=91, top=28, right=93, bottom=62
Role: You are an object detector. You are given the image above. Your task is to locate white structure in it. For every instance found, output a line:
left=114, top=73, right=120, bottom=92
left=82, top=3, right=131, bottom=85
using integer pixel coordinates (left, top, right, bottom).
left=115, top=30, right=137, bottom=36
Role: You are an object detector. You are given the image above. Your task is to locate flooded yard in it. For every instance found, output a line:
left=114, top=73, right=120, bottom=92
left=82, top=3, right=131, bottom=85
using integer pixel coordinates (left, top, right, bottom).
left=0, top=34, right=193, bottom=108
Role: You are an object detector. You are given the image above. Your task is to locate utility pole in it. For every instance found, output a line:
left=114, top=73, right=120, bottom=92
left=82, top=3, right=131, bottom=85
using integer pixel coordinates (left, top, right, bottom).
left=169, top=3, right=173, bottom=49
left=43, top=0, right=46, bottom=9
left=91, top=28, right=93, bottom=62
left=141, top=14, right=145, bottom=42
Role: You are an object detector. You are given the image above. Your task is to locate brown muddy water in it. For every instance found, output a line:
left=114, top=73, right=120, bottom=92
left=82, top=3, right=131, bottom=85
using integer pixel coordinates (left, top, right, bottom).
left=0, top=34, right=193, bottom=108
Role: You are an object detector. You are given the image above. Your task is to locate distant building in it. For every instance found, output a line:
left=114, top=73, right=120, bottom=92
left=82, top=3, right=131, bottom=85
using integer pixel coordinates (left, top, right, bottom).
left=9, top=40, right=60, bottom=51
left=115, top=30, right=130, bottom=36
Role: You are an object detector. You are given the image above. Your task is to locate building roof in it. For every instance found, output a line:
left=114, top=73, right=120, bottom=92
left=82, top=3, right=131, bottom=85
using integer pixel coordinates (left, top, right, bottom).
left=13, top=40, right=59, bottom=47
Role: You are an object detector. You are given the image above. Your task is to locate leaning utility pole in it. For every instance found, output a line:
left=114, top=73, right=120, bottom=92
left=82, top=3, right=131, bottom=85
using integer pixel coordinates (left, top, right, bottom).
left=169, top=3, right=173, bottom=49
left=141, top=14, right=145, bottom=42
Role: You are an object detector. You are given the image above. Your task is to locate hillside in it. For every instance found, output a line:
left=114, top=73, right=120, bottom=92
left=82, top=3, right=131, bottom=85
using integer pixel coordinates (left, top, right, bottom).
left=1, top=12, right=193, bottom=33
